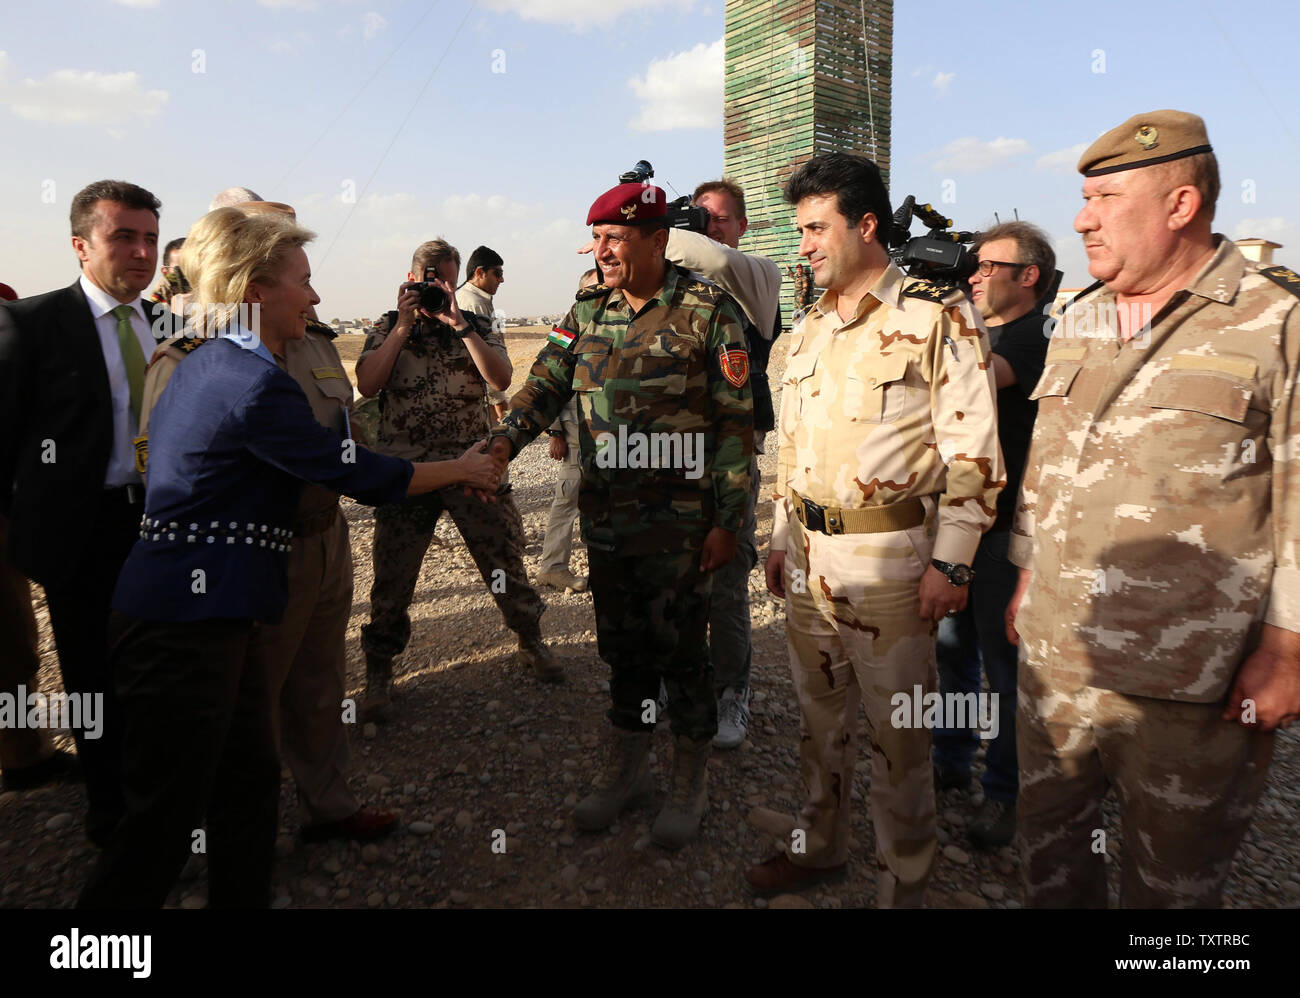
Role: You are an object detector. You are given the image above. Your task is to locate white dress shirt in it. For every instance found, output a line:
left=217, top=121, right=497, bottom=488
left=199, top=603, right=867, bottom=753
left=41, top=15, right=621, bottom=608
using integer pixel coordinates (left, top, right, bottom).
left=80, top=274, right=155, bottom=487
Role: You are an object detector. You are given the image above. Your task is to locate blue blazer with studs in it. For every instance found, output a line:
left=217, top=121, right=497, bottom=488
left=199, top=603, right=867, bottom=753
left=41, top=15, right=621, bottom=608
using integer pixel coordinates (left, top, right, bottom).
left=112, top=336, right=413, bottom=624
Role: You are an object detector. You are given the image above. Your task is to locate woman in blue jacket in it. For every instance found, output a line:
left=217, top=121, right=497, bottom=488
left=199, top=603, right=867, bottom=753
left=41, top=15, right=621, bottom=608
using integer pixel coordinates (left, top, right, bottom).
left=79, top=208, right=498, bottom=908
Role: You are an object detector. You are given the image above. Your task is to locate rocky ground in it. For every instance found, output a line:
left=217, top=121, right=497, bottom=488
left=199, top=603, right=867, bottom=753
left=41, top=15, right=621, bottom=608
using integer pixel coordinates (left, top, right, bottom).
left=1, top=329, right=1297, bottom=909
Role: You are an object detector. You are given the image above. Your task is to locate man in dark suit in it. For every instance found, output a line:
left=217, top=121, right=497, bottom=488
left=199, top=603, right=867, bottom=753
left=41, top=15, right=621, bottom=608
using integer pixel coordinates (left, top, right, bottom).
left=0, top=179, right=169, bottom=846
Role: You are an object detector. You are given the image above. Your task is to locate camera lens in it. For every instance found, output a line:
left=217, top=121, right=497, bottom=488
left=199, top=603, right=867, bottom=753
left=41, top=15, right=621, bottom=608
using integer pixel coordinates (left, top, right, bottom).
left=417, top=283, right=449, bottom=313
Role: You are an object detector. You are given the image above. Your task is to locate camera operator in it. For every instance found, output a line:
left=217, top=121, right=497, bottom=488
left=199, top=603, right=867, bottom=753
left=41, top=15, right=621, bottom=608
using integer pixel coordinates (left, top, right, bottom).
left=666, top=179, right=782, bottom=751
left=355, top=240, right=560, bottom=719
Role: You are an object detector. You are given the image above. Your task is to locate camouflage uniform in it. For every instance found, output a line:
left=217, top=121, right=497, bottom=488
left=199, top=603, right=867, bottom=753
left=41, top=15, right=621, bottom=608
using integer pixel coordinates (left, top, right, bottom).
left=137, top=322, right=366, bottom=825
left=772, top=263, right=1002, bottom=907
left=1009, top=239, right=1300, bottom=907
left=494, top=264, right=753, bottom=738
left=357, top=311, right=543, bottom=664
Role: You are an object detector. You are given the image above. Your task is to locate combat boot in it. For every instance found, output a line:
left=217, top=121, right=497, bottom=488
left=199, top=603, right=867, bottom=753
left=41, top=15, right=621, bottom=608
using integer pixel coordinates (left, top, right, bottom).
left=537, top=568, right=589, bottom=593
left=650, top=735, right=711, bottom=850
left=573, top=727, right=652, bottom=831
left=518, top=629, right=564, bottom=683
left=359, top=655, right=393, bottom=724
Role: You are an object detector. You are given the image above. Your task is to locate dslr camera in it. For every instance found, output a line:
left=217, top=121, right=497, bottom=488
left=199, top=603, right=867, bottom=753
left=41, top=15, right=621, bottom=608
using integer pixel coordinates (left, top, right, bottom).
left=408, top=267, right=450, bottom=315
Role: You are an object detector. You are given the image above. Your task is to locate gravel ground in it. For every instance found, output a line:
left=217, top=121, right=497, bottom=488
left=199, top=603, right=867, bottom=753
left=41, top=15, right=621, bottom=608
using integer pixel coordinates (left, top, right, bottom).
left=1, top=329, right=1297, bottom=909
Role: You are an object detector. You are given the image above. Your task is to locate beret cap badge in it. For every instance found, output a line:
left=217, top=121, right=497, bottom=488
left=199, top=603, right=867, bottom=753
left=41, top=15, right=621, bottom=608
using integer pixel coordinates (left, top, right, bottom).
left=1134, top=125, right=1159, bottom=150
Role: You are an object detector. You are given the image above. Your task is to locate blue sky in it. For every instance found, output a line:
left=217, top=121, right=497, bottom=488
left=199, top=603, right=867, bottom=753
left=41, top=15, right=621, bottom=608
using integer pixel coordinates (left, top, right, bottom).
left=1, top=0, right=1297, bottom=318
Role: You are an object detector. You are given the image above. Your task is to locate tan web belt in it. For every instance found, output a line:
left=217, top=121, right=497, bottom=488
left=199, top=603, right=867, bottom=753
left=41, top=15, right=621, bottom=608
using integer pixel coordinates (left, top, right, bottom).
left=790, top=490, right=925, bottom=535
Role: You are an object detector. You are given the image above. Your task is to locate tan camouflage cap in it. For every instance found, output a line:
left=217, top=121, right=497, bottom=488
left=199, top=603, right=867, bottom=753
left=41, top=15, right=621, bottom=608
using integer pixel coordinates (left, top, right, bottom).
left=1077, top=109, right=1213, bottom=177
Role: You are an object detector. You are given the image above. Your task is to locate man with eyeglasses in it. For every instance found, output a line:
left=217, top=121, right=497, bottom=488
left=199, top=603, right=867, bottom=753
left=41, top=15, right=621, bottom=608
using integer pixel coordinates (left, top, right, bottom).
left=931, top=222, right=1054, bottom=851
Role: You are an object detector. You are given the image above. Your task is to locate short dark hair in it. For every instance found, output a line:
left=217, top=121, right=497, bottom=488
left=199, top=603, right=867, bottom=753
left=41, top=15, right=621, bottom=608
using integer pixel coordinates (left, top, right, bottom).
left=784, top=153, right=892, bottom=244
left=692, top=178, right=746, bottom=219
left=70, top=180, right=161, bottom=240
left=465, top=245, right=504, bottom=278
left=975, top=221, right=1056, bottom=298
left=163, top=237, right=186, bottom=264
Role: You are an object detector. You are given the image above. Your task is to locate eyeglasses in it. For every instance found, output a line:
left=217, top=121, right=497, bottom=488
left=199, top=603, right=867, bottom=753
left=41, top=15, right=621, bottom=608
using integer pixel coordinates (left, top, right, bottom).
left=974, top=259, right=1025, bottom=277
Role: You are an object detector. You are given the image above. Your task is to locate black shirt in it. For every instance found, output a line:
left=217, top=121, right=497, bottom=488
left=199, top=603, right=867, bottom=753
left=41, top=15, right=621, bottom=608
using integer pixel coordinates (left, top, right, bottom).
left=987, top=307, right=1050, bottom=531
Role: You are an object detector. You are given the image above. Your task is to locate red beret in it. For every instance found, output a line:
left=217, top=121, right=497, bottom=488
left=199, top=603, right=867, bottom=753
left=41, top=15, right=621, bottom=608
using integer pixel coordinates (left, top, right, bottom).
left=0, top=282, right=17, bottom=302
left=586, top=182, right=667, bottom=226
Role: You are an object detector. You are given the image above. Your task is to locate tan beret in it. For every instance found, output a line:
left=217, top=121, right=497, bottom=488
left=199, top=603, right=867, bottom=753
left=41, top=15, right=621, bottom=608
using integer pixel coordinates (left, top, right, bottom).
left=1077, top=109, right=1213, bottom=177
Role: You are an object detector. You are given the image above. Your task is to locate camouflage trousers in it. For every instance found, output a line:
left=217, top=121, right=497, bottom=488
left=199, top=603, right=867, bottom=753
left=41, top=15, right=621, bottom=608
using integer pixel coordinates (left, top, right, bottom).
left=588, top=545, right=716, bottom=741
left=1018, top=658, right=1275, bottom=908
left=361, top=486, right=544, bottom=663
left=709, top=456, right=759, bottom=693
left=782, top=507, right=938, bottom=908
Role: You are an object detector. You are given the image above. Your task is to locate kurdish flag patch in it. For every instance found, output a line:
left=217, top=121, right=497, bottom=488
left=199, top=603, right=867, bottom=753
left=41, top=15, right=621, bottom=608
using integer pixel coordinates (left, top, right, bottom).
left=548, top=326, right=577, bottom=350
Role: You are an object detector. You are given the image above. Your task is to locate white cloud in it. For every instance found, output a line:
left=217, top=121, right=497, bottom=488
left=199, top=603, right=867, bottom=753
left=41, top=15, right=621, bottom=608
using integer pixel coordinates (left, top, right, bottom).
left=627, top=39, right=723, bottom=133
left=0, top=50, right=167, bottom=126
left=929, top=136, right=1030, bottom=173
left=1232, top=217, right=1297, bottom=242
left=931, top=71, right=954, bottom=95
left=440, top=193, right=543, bottom=222
left=477, top=0, right=694, bottom=29
left=1036, top=142, right=1087, bottom=174
left=362, top=11, right=388, bottom=39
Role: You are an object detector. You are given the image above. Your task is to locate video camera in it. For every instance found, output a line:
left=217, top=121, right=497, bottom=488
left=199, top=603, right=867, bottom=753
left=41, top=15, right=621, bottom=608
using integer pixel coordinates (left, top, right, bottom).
left=618, top=159, right=709, bottom=233
left=888, top=196, right=978, bottom=283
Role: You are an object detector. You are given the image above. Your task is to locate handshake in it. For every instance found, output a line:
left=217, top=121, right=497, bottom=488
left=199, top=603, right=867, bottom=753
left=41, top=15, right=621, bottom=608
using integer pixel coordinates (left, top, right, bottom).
left=456, top=436, right=515, bottom=503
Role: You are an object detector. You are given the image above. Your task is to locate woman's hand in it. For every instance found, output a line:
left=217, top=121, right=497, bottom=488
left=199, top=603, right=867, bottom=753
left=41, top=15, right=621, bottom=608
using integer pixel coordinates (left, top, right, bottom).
left=458, top=440, right=500, bottom=491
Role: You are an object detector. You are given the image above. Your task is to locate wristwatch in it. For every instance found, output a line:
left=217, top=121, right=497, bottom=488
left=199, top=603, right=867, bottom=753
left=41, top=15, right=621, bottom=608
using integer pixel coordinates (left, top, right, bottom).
left=546, top=429, right=564, bottom=438
left=931, top=559, right=975, bottom=587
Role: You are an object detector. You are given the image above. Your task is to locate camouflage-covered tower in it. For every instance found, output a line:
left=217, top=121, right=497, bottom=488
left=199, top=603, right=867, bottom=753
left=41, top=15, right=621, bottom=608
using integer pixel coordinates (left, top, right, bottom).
left=724, top=0, right=893, bottom=320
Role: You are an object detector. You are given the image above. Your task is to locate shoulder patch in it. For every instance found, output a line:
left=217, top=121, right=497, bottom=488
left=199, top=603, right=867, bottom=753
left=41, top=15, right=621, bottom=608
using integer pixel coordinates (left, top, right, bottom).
left=901, top=277, right=954, bottom=303
left=171, top=334, right=207, bottom=356
left=306, top=319, right=337, bottom=339
left=1260, top=266, right=1300, bottom=299
left=576, top=284, right=612, bottom=302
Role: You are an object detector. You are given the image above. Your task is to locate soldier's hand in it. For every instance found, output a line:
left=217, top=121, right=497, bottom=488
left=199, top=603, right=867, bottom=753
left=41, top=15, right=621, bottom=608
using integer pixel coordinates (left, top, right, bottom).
left=576, top=240, right=595, bottom=255
left=457, top=441, right=500, bottom=492
left=548, top=435, right=568, bottom=461
left=487, top=435, right=513, bottom=475
left=700, top=527, right=738, bottom=574
left=1222, top=625, right=1300, bottom=731
left=396, top=283, right=421, bottom=329
left=1005, top=567, right=1033, bottom=646
left=765, top=550, right=787, bottom=599
left=919, top=565, right=967, bottom=621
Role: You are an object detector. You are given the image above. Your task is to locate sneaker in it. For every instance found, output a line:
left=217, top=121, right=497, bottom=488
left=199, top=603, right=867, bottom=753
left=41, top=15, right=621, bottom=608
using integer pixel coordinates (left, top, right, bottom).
left=713, top=685, right=751, bottom=750
left=968, top=798, right=1016, bottom=850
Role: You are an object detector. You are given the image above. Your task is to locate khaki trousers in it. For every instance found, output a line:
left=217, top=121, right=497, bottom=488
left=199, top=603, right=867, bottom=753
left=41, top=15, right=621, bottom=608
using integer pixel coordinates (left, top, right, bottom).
left=782, top=509, right=938, bottom=908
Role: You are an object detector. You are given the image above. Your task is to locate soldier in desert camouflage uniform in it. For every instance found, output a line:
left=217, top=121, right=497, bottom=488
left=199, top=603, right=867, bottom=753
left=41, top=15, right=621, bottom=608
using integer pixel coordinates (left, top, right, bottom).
left=747, top=153, right=1003, bottom=907
left=356, top=239, right=558, bottom=717
left=1006, top=110, right=1300, bottom=908
left=490, top=182, right=753, bottom=850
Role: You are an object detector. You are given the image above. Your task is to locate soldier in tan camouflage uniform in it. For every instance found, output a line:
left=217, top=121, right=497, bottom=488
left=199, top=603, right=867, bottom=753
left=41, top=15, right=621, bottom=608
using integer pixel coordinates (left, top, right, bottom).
left=489, top=182, right=753, bottom=850
left=1006, top=110, right=1300, bottom=907
left=747, top=153, right=1003, bottom=907
left=356, top=239, right=558, bottom=715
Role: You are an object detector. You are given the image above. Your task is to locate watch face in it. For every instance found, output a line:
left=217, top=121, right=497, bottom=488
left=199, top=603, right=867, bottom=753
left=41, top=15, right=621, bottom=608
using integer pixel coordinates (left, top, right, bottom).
left=950, top=565, right=974, bottom=586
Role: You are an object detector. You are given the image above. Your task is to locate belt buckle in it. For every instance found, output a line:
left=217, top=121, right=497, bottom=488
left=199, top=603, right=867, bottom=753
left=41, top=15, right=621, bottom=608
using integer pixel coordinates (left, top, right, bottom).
left=802, top=497, right=827, bottom=534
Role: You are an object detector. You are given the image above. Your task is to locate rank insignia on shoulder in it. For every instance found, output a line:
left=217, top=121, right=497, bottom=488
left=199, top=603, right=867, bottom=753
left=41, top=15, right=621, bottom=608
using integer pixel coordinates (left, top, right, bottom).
left=719, top=345, right=749, bottom=388
left=902, top=278, right=951, bottom=303
left=174, top=335, right=206, bottom=355
left=133, top=434, right=149, bottom=474
left=1261, top=265, right=1300, bottom=298
left=306, top=319, right=337, bottom=339
left=575, top=283, right=610, bottom=302
left=548, top=325, right=578, bottom=350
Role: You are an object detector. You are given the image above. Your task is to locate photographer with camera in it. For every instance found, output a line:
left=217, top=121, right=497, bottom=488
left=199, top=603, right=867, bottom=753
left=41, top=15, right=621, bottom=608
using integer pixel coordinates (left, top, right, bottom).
left=355, top=239, right=560, bottom=719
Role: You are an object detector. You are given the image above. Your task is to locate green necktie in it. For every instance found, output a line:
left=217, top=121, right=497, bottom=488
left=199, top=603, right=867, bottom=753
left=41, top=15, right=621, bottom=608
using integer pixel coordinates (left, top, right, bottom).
left=111, top=304, right=146, bottom=423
